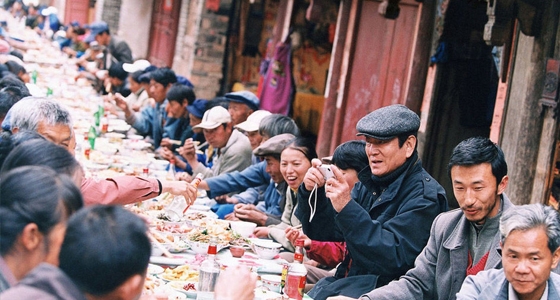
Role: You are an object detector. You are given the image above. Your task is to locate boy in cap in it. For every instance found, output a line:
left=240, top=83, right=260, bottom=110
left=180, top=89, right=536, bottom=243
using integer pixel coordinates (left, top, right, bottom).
left=178, top=106, right=252, bottom=179
left=224, top=90, right=260, bottom=125
left=296, top=104, right=448, bottom=299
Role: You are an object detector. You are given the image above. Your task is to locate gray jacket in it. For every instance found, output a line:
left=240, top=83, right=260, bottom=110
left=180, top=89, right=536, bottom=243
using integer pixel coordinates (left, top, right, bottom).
left=362, top=194, right=513, bottom=300
left=456, top=268, right=560, bottom=299
left=0, top=263, right=86, bottom=300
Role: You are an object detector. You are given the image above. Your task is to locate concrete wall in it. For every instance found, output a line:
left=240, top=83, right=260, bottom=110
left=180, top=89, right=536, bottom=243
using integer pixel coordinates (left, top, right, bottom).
left=118, top=0, right=153, bottom=59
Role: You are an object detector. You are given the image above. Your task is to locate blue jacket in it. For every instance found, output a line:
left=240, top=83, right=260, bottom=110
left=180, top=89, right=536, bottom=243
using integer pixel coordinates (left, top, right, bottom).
left=205, top=161, right=283, bottom=225
left=127, top=100, right=177, bottom=148
left=296, top=152, right=447, bottom=293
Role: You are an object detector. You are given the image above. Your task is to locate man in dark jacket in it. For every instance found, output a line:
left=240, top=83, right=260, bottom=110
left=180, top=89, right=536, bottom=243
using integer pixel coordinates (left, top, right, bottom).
left=296, top=104, right=448, bottom=299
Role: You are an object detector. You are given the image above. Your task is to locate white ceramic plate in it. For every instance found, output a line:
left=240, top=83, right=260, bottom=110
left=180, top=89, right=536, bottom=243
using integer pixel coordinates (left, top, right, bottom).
left=149, top=256, right=191, bottom=266
left=147, top=264, right=164, bottom=275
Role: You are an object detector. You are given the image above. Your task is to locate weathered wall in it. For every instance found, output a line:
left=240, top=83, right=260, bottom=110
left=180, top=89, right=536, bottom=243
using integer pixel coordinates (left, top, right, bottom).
left=174, top=0, right=231, bottom=99
left=118, top=0, right=154, bottom=59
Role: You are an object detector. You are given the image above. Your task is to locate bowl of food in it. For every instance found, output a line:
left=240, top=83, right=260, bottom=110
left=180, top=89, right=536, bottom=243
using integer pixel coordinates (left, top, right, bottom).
left=229, top=245, right=245, bottom=258
left=252, top=240, right=282, bottom=260
left=230, top=221, right=257, bottom=238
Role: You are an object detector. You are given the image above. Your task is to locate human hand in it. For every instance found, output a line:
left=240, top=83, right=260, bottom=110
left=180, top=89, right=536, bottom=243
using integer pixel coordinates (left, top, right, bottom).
left=253, top=226, right=270, bottom=238
left=177, top=138, right=196, bottom=163
left=159, top=138, right=173, bottom=149
left=303, top=158, right=328, bottom=191
left=214, top=266, right=257, bottom=300
left=158, top=147, right=175, bottom=161
left=285, top=226, right=310, bottom=248
left=113, top=93, right=129, bottom=112
left=224, top=213, right=239, bottom=221
left=161, top=180, right=197, bottom=207
left=234, top=204, right=266, bottom=225
left=324, top=165, right=352, bottom=212
left=177, top=172, right=192, bottom=182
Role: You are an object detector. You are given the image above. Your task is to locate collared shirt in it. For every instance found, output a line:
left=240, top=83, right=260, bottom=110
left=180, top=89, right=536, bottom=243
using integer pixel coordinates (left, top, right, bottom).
left=508, top=282, right=548, bottom=300
left=0, top=256, right=17, bottom=292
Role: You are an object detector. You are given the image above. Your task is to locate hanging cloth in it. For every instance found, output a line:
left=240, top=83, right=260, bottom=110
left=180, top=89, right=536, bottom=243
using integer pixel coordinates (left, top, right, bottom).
left=259, top=38, right=295, bottom=116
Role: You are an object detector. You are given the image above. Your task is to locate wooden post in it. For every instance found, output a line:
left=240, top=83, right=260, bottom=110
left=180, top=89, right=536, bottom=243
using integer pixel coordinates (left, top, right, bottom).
left=316, top=0, right=354, bottom=157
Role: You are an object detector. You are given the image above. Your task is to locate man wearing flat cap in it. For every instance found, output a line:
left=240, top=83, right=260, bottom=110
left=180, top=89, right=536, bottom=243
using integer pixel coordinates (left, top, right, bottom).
left=296, top=104, right=448, bottom=299
left=224, top=91, right=260, bottom=125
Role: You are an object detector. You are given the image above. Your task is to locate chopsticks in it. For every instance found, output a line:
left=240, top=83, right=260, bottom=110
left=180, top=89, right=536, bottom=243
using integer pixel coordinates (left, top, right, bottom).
left=169, top=139, right=182, bottom=146
left=148, top=232, right=174, bottom=258
left=182, top=173, right=204, bottom=214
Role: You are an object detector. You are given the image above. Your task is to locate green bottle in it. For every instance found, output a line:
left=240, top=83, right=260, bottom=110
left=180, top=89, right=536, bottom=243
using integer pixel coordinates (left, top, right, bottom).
left=88, top=126, right=97, bottom=150
left=31, top=70, right=37, bottom=84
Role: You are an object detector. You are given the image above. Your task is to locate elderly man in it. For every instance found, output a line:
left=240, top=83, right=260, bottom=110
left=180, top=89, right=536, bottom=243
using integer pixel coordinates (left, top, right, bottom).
left=295, top=104, right=448, bottom=299
left=1, top=205, right=150, bottom=300
left=456, top=204, right=560, bottom=299
left=329, top=136, right=512, bottom=300
left=6, top=97, right=195, bottom=206
left=116, top=67, right=178, bottom=149
left=224, top=91, right=260, bottom=125
left=179, top=106, right=252, bottom=179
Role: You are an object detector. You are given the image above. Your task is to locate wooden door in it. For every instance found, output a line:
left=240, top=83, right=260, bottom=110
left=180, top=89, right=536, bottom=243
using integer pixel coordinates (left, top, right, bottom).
left=337, top=0, right=420, bottom=144
left=64, top=0, right=89, bottom=25
left=148, top=0, right=181, bottom=67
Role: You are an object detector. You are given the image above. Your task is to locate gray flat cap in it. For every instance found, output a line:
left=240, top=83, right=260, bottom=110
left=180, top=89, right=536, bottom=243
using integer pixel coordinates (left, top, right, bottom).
left=253, top=133, right=295, bottom=156
left=356, top=104, right=420, bottom=140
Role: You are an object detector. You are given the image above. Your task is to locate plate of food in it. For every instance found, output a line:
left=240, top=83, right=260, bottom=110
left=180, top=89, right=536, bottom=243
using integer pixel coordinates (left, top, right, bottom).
left=147, top=264, right=165, bottom=275
left=159, top=265, right=199, bottom=282
left=166, top=281, right=198, bottom=298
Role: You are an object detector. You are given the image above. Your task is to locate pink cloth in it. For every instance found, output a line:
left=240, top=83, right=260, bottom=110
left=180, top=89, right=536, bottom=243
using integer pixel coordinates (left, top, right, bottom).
left=0, top=256, right=17, bottom=289
left=307, top=241, right=346, bottom=269
left=259, top=40, right=294, bottom=115
left=81, top=176, right=160, bottom=206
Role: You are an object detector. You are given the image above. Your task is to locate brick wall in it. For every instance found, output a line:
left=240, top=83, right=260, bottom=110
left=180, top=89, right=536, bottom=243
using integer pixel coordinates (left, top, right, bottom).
left=101, top=0, right=121, bottom=33
left=173, top=0, right=232, bottom=100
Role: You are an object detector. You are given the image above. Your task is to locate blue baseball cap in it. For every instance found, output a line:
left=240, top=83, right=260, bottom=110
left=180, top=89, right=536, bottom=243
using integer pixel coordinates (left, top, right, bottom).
left=85, top=21, right=109, bottom=43
left=187, top=99, right=208, bottom=119
left=224, top=91, right=259, bottom=111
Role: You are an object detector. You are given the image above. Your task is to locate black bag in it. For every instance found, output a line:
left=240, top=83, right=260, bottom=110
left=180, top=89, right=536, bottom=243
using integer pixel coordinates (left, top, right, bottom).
left=307, top=275, right=379, bottom=300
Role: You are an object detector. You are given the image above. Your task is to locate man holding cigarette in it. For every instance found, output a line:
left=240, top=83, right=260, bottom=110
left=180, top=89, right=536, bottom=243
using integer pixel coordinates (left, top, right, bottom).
left=296, top=104, right=448, bottom=299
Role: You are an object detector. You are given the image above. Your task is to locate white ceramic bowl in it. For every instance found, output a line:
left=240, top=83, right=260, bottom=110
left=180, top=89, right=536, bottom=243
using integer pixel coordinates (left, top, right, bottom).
left=152, top=159, right=170, bottom=171
left=261, top=274, right=282, bottom=293
left=189, top=241, right=209, bottom=255
left=252, top=240, right=282, bottom=260
left=230, top=221, right=257, bottom=238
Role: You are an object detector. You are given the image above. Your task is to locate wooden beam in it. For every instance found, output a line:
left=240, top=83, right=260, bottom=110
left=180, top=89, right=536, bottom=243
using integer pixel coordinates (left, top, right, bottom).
left=316, top=0, right=354, bottom=158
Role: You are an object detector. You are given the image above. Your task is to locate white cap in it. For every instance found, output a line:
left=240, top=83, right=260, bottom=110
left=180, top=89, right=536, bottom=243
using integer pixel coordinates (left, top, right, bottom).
left=235, top=110, right=271, bottom=133
left=193, top=106, right=232, bottom=130
left=122, top=59, right=151, bottom=73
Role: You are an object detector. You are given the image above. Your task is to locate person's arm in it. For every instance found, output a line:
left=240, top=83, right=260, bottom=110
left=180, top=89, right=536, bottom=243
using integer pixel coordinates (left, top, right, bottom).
left=81, top=176, right=195, bottom=206
left=204, top=161, right=270, bottom=197
left=125, top=105, right=153, bottom=135
left=295, top=185, right=343, bottom=241
left=360, top=213, right=445, bottom=300
left=335, top=184, right=443, bottom=279
left=307, top=241, right=346, bottom=269
left=455, top=272, right=493, bottom=300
